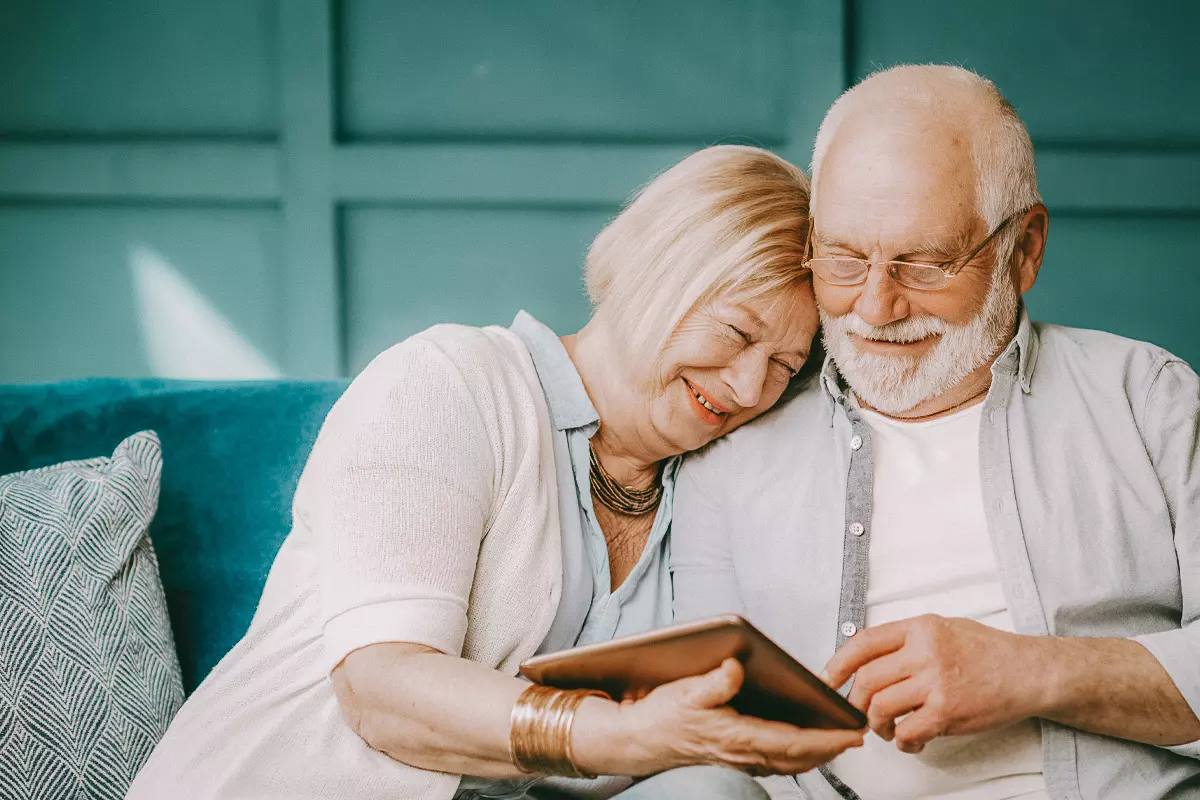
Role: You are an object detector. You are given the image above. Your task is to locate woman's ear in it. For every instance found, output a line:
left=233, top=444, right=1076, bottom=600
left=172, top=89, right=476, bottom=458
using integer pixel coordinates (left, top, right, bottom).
left=1015, top=204, right=1049, bottom=295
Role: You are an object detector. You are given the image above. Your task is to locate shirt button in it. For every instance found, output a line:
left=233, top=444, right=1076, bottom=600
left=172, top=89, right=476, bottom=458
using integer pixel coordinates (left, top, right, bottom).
left=849, top=435, right=863, bottom=451
left=848, top=522, right=865, bottom=536
left=840, top=621, right=858, bottom=637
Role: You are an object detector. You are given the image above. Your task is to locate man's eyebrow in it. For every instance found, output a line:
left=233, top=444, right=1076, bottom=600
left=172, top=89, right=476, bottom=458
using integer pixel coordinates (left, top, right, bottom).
left=813, top=231, right=863, bottom=254
left=904, top=228, right=976, bottom=261
left=815, top=229, right=976, bottom=261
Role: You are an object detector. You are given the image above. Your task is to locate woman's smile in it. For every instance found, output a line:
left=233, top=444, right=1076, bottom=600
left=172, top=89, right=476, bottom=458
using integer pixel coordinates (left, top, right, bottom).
left=683, top=378, right=731, bottom=425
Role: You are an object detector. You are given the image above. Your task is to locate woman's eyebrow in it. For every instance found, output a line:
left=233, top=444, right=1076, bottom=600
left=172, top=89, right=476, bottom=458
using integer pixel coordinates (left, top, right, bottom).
left=736, top=308, right=809, bottom=357
left=720, top=305, right=767, bottom=336
left=741, top=307, right=768, bottom=333
left=782, top=347, right=811, bottom=361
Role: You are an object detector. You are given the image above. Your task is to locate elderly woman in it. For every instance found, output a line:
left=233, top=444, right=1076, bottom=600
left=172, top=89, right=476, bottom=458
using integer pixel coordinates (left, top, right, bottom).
left=128, top=146, right=862, bottom=800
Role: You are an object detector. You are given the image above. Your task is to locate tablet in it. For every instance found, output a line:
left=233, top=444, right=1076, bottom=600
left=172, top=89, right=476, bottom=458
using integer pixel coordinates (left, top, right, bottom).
left=519, top=614, right=866, bottom=730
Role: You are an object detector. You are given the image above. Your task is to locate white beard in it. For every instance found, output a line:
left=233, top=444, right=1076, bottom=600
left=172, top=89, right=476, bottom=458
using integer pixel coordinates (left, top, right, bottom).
left=819, top=266, right=1020, bottom=415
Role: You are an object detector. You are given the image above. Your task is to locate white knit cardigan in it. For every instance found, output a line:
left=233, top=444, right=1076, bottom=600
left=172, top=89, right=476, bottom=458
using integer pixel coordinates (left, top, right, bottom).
left=127, top=324, right=565, bottom=800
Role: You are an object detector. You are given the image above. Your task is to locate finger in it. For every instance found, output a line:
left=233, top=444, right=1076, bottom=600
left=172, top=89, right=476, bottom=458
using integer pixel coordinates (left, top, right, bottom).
left=864, top=678, right=926, bottom=741
left=683, top=658, right=745, bottom=709
left=892, top=706, right=945, bottom=754
left=763, top=726, right=866, bottom=774
left=785, top=728, right=866, bottom=760
left=822, top=621, right=910, bottom=689
left=845, top=649, right=913, bottom=712
left=719, top=719, right=865, bottom=774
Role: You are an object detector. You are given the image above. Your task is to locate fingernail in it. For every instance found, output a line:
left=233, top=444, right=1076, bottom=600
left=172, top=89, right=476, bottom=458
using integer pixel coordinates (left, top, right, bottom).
left=819, top=670, right=829, bottom=682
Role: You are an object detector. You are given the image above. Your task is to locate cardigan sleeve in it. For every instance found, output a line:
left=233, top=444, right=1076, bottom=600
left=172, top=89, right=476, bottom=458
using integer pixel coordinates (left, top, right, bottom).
left=303, top=333, right=499, bottom=671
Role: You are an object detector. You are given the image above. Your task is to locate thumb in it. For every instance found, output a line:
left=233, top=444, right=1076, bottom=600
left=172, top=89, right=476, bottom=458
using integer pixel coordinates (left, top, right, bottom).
left=683, top=658, right=745, bottom=709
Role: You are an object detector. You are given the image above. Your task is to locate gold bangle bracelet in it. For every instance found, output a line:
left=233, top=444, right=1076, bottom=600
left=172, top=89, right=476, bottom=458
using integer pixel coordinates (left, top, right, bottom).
left=509, top=685, right=609, bottom=779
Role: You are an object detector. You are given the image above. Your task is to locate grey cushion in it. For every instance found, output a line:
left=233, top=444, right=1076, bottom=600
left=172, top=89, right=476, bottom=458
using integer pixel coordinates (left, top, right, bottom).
left=0, top=431, right=183, bottom=799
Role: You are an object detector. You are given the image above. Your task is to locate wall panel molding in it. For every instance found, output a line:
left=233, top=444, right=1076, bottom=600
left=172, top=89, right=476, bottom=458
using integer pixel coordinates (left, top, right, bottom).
left=0, top=143, right=280, bottom=202
left=779, top=0, right=846, bottom=169
left=333, top=143, right=694, bottom=205
left=5, top=142, right=1196, bottom=215
left=279, top=0, right=342, bottom=377
left=1036, top=149, right=1200, bottom=214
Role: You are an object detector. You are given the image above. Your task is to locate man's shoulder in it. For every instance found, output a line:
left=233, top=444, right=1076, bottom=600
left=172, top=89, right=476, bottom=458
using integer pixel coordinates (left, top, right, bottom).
left=682, top=373, right=831, bottom=473
left=1032, top=321, right=1192, bottom=383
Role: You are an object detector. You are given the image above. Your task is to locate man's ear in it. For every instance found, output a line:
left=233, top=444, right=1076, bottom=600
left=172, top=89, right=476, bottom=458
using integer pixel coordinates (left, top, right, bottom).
left=1014, top=203, right=1049, bottom=295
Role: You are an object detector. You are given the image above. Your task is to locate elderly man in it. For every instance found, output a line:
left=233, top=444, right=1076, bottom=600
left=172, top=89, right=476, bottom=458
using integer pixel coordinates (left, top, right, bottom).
left=672, top=64, right=1200, bottom=800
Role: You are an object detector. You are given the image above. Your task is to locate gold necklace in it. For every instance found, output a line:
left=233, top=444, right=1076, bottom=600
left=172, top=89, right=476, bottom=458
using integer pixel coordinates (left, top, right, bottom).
left=588, top=446, right=662, bottom=516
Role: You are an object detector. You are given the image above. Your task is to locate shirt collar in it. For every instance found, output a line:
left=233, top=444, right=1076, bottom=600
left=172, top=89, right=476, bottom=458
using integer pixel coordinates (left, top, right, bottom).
left=819, top=302, right=1041, bottom=411
left=819, top=354, right=848, bottom=414
left=993, top=303, right=1039, bottom=394
left=509, top=311, right=600, bottom=431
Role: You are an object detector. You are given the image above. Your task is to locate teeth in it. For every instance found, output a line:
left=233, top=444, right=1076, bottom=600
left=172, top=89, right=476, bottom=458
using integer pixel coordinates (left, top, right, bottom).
left=695, top=391, right=723, bottom=414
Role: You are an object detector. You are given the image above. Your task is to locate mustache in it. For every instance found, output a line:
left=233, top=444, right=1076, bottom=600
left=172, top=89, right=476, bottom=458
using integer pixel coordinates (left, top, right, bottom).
left=820, top=311, right=949, bottom=344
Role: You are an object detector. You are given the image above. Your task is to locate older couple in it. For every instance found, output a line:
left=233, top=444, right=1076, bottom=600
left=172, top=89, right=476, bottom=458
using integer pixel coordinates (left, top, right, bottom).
left=130, top=65, right=1200, bottom=800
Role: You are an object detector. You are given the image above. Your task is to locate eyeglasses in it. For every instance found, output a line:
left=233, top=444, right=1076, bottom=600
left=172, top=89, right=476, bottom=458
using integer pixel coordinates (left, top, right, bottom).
left=802, top=212, right=1022, bottom=291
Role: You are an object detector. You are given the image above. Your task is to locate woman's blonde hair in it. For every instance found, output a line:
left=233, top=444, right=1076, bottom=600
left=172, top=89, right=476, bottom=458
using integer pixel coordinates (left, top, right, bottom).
left=585, top=145, right=811, bottom=352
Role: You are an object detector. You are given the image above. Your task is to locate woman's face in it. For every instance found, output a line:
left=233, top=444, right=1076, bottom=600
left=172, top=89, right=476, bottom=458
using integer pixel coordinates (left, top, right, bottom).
left=647, top=280, right=819, bottom=453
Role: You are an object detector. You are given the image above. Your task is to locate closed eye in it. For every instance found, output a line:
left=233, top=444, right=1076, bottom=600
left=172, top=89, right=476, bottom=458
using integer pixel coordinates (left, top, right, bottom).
left=728, top=325, right=752, bottom=343
left=771, top=357, right=800, bottom=377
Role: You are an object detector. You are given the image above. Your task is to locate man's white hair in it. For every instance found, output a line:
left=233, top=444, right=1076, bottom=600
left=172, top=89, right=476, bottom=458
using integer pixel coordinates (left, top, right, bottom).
left=811, top=64, right=1042, bottom=261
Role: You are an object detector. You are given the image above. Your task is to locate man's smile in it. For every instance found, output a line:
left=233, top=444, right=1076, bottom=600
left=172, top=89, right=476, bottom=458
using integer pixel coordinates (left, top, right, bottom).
left=850, top=332, right=941, bottom=357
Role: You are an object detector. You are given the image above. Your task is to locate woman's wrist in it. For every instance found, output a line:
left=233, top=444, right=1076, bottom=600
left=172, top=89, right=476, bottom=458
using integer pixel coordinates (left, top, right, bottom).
left=569, top=696, right=650, bottom=777
left=510, top=687, right=611, bottom=778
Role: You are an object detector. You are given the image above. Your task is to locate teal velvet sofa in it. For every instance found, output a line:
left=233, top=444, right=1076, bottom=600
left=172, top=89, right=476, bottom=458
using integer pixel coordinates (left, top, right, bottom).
left=0, top=378, right=348, bottom=693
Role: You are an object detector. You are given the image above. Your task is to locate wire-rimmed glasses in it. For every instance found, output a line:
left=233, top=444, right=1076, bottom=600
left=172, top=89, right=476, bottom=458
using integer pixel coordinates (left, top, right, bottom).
left=802, top=212, right=1022, bottom=291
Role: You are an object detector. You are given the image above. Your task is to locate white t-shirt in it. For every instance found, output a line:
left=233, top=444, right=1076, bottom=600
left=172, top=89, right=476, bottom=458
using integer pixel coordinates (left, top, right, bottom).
left=828, top=401, right=1049, bottom=800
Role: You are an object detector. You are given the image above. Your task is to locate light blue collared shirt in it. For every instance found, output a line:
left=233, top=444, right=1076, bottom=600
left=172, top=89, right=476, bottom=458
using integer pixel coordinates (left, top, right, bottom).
left=511, top=311, right=676, bottom=655
left=457, top=312, right=677, bottom=800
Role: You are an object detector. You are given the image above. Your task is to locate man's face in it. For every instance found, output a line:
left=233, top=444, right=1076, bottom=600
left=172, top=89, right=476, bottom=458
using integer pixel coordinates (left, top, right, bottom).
left=811, top=122, right=1019, bottom=414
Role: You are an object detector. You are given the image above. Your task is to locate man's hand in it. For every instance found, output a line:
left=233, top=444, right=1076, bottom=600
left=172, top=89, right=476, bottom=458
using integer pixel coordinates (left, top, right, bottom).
left=821, top=615, right=1050, bottom=754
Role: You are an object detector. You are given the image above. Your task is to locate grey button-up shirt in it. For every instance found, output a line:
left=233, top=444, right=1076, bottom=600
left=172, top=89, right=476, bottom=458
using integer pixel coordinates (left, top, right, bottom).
left=671, top=307, right=1200, bottom=800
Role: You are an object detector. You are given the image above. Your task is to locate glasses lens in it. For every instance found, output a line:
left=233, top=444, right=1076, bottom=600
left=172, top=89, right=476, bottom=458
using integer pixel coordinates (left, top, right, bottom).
left=893, top=263, right=950, bottom=291
left=809, top=258, right=867, bottom=285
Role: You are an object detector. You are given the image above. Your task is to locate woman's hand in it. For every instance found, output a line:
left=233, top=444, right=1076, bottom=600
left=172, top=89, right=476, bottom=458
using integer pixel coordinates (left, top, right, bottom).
left=571, top=658, right=864, bottom=777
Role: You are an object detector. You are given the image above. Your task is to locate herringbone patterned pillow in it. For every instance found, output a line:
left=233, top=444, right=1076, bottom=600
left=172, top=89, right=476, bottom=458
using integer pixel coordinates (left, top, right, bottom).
left=0, top=431, right=183, bottom=799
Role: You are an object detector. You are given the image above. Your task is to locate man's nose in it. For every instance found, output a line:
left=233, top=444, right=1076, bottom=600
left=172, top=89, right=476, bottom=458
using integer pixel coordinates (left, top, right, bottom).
left=853, top=263, right=910, bottom=326
left=723, top=349, right=767, bottom=409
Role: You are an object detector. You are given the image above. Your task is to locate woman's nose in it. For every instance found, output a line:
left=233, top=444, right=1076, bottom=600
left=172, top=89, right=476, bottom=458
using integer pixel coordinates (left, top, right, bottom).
left=723, top=350, right=767, bottom=409
left=854, top=263, right=909, bottom=327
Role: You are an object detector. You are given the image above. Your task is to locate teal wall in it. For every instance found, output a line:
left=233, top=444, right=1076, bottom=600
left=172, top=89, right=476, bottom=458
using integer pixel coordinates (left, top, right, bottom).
left=1, top=0, right=1198, bottom=382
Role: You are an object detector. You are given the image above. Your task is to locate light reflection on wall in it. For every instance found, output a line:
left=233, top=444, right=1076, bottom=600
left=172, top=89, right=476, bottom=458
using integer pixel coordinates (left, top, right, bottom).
left=130, top=245, right=281, bottom=379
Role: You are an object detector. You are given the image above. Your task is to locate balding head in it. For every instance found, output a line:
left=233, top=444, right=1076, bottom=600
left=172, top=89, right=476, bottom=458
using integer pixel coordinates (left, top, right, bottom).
left=811, top=64, right=1040, bottom=234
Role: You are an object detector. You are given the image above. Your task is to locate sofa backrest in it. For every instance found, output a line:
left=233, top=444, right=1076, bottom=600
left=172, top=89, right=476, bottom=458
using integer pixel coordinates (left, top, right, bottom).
left=0, top=378, right=347, bottom=693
